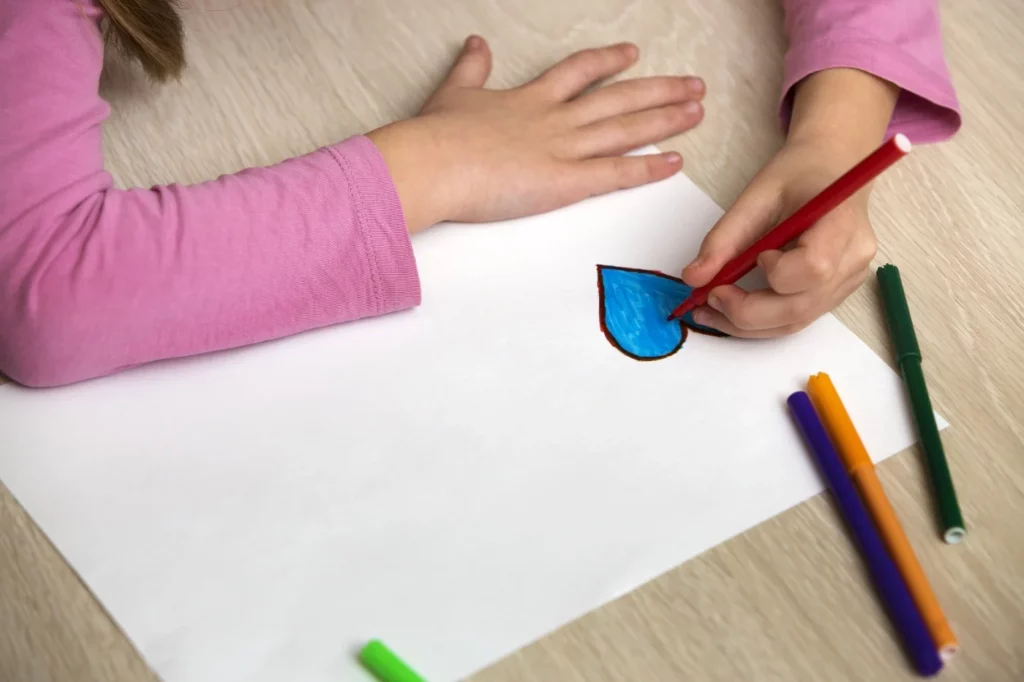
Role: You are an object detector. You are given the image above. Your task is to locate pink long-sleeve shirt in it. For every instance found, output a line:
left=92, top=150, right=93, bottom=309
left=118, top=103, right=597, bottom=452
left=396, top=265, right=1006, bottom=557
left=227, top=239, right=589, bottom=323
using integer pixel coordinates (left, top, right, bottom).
left=0, top=0, right=961, bottom=387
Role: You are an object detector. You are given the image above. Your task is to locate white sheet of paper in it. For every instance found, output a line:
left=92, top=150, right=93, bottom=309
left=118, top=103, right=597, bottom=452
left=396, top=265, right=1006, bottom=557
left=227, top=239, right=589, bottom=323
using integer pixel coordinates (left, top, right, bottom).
left=0, top=153, right=946, bottom=682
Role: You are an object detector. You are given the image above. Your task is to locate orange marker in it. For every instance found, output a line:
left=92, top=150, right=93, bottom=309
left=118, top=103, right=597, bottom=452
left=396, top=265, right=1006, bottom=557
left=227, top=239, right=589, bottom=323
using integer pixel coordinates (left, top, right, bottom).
left=807, top=372, right=958, bottom=661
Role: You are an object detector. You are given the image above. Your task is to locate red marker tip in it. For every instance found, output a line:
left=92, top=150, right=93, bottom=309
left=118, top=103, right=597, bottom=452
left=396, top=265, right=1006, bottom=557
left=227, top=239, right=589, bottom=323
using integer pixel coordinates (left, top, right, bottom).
left=667, top=298, right=697, bottom=322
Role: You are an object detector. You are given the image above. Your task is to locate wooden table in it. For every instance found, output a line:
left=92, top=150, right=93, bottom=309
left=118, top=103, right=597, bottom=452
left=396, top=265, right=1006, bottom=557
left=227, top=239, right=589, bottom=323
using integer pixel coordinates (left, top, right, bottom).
left=3, top=1, right=1022, bottom=680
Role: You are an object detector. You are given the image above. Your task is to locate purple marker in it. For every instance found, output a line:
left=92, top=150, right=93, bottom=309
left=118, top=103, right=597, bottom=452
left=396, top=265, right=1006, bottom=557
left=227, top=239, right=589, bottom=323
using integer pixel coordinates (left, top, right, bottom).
left=787, top=391, right=942, bottom=677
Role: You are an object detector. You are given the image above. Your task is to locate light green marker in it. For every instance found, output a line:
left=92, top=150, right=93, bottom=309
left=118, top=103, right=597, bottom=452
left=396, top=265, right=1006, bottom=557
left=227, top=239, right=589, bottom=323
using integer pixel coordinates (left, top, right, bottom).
left=358, top=640, right=428, bottom=682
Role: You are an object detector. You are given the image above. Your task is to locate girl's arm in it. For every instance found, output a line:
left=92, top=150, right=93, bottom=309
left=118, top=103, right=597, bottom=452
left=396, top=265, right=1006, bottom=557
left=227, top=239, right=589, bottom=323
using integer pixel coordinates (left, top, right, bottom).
left=1, top=1, right=708, bottom=387
left=0, top=0, right=420, bottom=387
left=681, top=0, right=962, bottom=338
left=778, top=0, right=961, bottom=144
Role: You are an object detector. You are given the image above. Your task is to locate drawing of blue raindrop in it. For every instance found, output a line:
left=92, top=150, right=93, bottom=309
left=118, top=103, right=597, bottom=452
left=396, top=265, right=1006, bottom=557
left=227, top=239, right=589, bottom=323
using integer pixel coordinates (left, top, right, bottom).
left=597, top=265, right=726, bottom=361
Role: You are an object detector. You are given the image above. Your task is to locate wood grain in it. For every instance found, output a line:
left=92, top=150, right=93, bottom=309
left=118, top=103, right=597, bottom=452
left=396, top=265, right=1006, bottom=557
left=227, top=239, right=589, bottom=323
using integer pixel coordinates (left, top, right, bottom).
left=2, top=0, right=1022, bottom=680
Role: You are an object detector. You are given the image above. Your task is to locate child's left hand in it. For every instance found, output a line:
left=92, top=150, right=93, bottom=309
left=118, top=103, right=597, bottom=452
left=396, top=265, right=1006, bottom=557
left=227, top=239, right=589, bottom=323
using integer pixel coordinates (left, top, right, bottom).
left=680, top=137, right=879, bottom=338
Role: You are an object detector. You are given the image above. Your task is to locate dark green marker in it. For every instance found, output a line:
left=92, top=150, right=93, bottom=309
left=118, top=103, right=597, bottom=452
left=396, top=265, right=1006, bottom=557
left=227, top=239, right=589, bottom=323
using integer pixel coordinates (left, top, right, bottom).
left=877, top=264, right=965, bottom=543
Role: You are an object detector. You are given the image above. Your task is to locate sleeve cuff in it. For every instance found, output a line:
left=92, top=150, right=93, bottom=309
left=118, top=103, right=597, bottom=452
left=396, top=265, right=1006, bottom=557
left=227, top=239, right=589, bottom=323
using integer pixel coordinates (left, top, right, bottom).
left=779, top=38, right=962, bottom=145
left=325, top=135, right=422, bottom=316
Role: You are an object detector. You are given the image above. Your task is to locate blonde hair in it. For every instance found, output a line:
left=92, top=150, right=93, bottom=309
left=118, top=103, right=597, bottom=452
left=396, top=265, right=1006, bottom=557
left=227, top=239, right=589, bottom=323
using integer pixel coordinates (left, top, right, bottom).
left=97, top=0, right=185, bottom=80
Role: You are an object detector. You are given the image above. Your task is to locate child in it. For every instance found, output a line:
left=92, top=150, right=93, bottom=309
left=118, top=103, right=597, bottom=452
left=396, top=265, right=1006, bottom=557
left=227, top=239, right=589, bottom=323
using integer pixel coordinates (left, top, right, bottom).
left=0, top=0, right=959, bottom=387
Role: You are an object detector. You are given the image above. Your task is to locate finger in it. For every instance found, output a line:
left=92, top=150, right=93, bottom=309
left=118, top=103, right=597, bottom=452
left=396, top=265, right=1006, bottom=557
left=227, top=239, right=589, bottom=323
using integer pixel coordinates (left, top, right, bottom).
left=756, top=249, right=785, bottom=286
left=565, top=76, right=704, bottom=126
left=705, top=284, right=813, bottom=332
left=689, top=305, right=809, bottom=339
left=439, top=35, right=493, bottom=91
left=694, top=268, right=868, bottom=338
left=682, top=178, right=783, bottom=287
left=567, top=102, right=704, bottom=158
left=528, top=43, right=639, bottom=102
left=761, top=208, right=873, bottom=294
left=566, top=152, right=683, bottom=200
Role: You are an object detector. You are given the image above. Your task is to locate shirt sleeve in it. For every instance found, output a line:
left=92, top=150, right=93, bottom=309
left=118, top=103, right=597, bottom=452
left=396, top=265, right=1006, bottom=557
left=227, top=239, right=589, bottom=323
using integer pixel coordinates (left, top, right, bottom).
left=0, top=0, right=421, bottom=387
left=778, top=0, right=962, bottom=143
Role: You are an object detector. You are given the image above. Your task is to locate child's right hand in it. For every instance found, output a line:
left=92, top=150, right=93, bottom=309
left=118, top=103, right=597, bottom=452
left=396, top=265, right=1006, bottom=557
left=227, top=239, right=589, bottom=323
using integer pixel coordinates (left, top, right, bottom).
left=367, top=37, right=705, bottom=233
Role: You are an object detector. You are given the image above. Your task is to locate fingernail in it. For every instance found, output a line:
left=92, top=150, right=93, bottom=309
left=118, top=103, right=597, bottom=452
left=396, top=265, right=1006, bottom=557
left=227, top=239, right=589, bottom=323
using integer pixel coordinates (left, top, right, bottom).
left=692, top=310, right=709, bottom=325
left=682, top=101, right=702, bottom=116
left=685, top=77, right=705, bottom=95
left=708, top=293, right=722, bottom=310
left=466, top=35, right=481, bottom=49
left=622, top=43, right=639, bottom=60
left=664, top=152, right=682, bottom=165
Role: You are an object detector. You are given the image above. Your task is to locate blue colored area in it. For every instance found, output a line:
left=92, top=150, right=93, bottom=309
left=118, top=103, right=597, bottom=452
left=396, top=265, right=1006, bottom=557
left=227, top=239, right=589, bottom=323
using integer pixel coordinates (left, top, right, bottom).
left=598, top=265, right=720, bottom=360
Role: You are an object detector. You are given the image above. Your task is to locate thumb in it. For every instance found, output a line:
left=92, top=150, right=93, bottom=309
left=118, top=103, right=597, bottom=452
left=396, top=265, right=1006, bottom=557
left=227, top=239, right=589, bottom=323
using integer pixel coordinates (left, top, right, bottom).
left=441, top=35, right=493, bottom=90
left=682, top=179, right=781, bottom=287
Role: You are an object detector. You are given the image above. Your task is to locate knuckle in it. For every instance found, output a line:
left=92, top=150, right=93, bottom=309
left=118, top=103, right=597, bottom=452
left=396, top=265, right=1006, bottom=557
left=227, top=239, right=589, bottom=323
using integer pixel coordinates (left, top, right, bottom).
left=610, top=157, right=634, bottom=186
left=703, top=231, right=730, bottom=257
left=614, top=157, right=652, bottom=188
left=641, top=156, right=661, bottom=180
left=669, top=78, right=690, bottom=99
left=651, top=78, right=684, bottom=102
left=549, top=132, right=576, bottom=159
left=853, top=266, right=871, bottom=286
left=613, top=115, right=633, bottom=139
left=575, top=48, right=604, bottom=76
left=626, top=157, right=654, bottom=184
left=857, top=231, right=878, bottom=264
left=662, top=106, right=688, bottom=128
left=804, top=253, right=833, bottom=282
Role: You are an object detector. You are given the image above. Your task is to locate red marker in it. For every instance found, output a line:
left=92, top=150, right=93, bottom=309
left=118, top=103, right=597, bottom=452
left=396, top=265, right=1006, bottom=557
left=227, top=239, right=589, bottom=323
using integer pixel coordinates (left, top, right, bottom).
left=667, top=133, right=912, bottom=322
